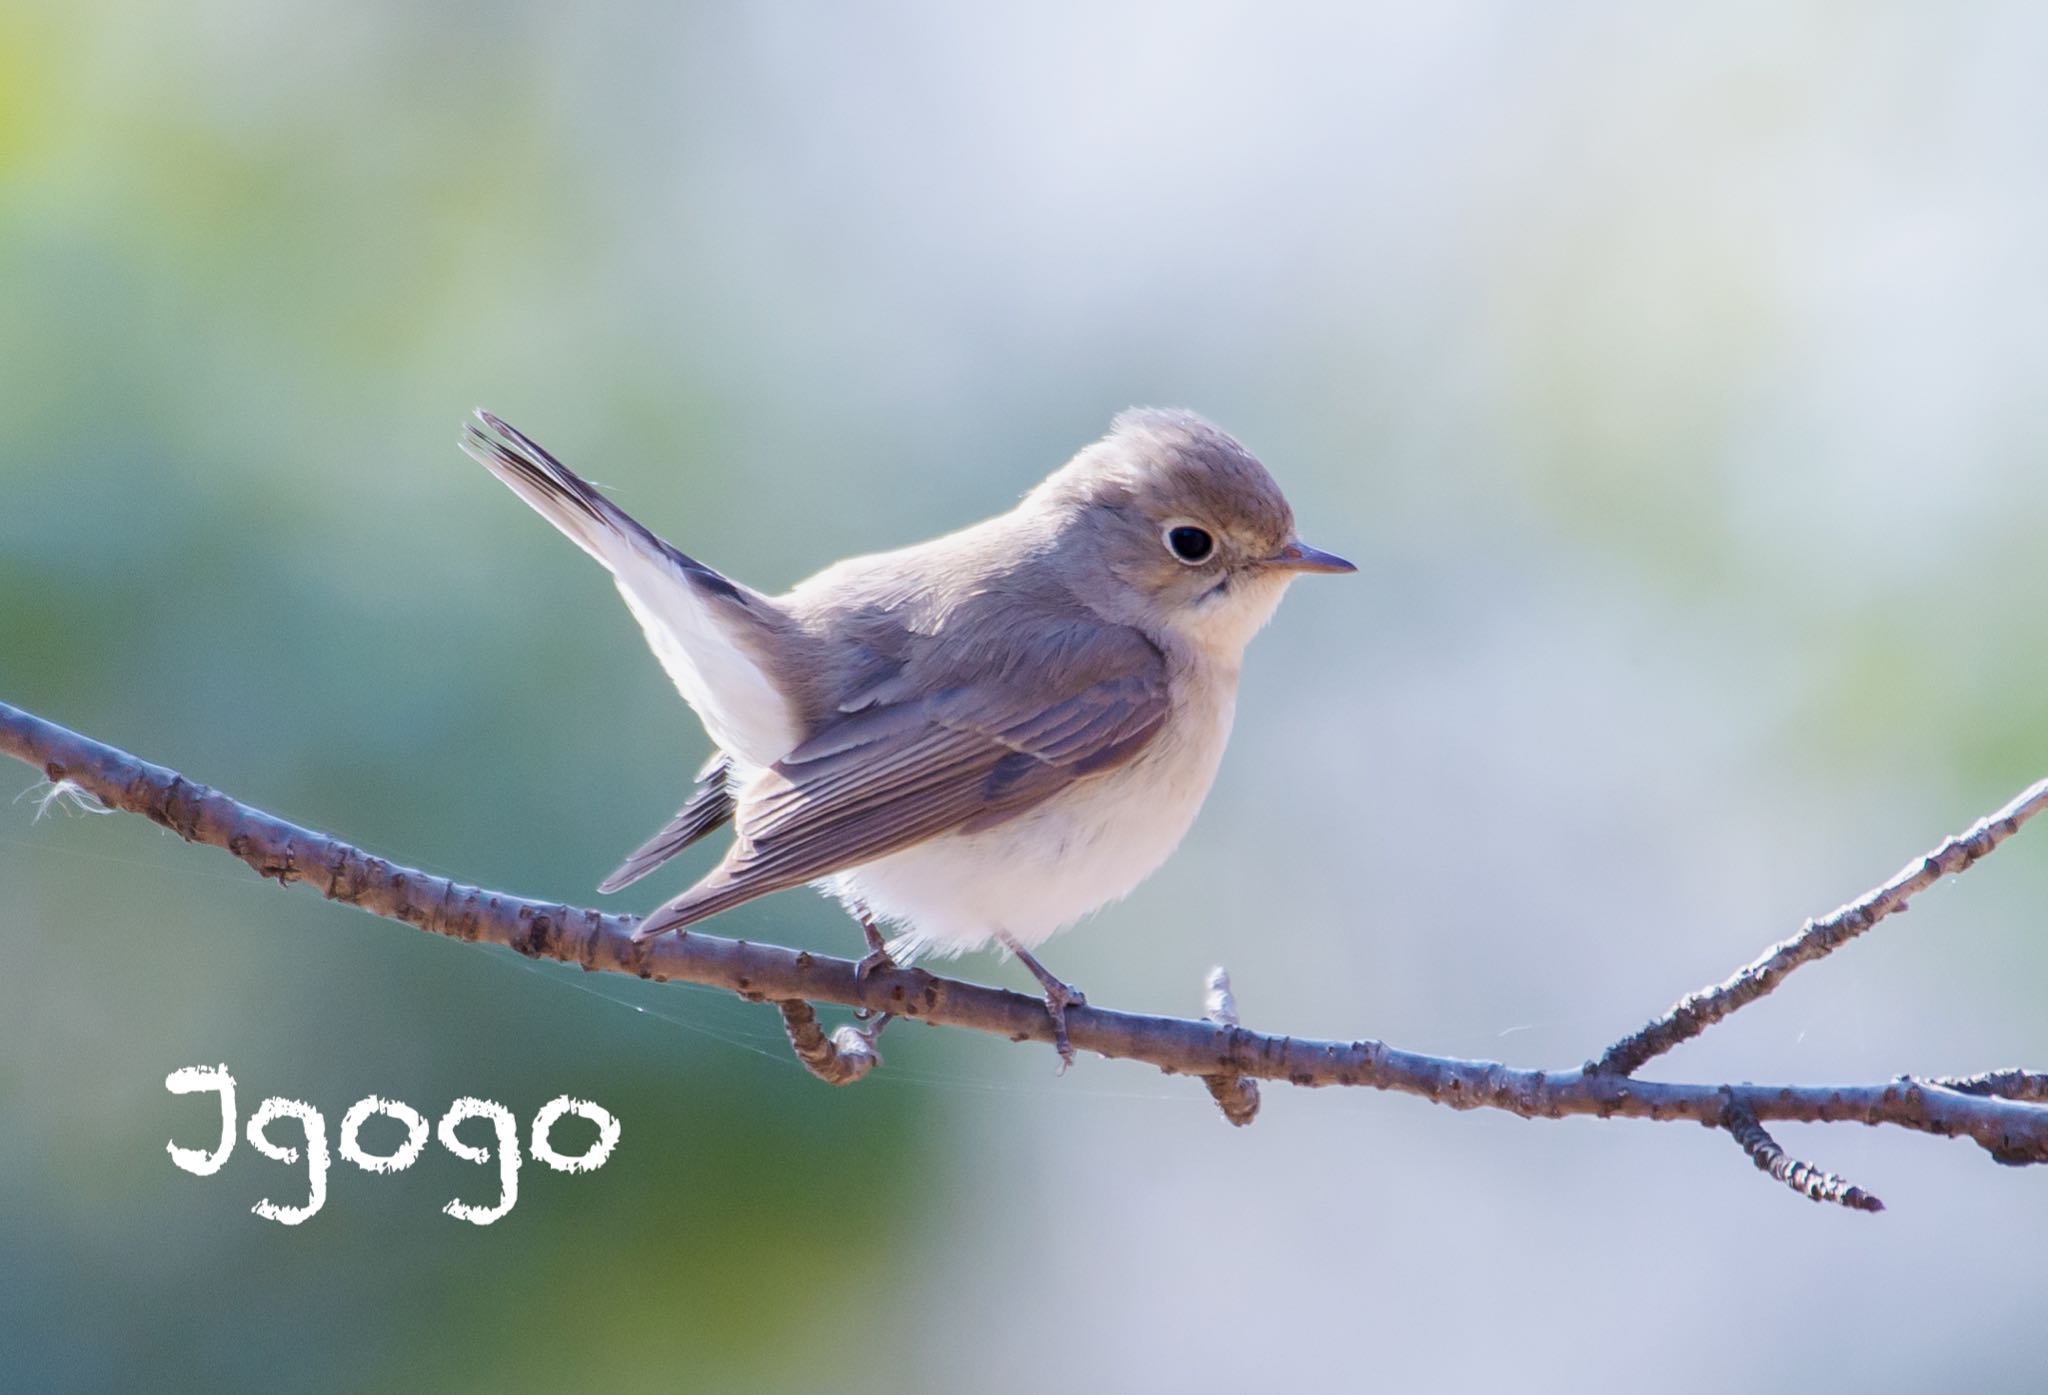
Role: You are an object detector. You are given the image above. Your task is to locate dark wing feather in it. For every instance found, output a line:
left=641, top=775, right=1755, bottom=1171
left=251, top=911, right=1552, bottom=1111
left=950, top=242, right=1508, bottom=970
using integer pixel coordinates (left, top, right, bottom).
left=631, top=642, right=1169, bottom=940
left=598, top=753, right=734, bottom=893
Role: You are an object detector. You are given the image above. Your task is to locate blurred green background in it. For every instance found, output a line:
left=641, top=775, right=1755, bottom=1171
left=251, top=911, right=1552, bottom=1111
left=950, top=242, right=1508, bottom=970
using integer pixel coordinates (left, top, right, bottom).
left=4, top=3, right=2047, bottom=1391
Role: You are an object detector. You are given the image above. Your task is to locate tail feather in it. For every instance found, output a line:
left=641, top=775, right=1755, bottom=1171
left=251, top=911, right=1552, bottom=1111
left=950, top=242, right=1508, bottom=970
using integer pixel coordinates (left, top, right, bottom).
left=460, top=407, right=804, bottom=776
left=630, top=865, right=754, bottom=941
left=461, top=410, right=672, bottom=573
left=599, top=753, right=734, bottom=893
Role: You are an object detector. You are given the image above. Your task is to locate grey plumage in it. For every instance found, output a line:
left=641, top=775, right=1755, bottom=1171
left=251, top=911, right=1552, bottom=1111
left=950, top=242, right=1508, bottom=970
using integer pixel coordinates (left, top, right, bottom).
left=635, top=634, right=1170, bottom=937
left=462, top=406, right=1349, bottom=973
left=598, top=752, right=734, bottom=893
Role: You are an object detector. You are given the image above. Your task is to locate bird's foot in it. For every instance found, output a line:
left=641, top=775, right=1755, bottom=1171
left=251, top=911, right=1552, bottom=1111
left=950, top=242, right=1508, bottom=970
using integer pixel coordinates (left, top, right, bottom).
left=853, top=951, right=897, bottom=1019
left=852, top=908, right=897, bottom=1016
left=998, top=932, right=1087, bottom=1073
left=1038, top=976, right=1087, bottom=1073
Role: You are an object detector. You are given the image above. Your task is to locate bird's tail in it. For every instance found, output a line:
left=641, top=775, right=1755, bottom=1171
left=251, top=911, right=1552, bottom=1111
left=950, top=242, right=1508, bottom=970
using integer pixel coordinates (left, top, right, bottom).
left=459, top=408, right=804, bottom=774
left=461, top=410, right=661, bottom=571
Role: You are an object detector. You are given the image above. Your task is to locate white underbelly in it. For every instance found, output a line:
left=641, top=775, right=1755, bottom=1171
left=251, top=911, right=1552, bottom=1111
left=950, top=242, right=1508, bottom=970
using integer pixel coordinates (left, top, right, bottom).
left=826, top=674, right=1236, bottom=960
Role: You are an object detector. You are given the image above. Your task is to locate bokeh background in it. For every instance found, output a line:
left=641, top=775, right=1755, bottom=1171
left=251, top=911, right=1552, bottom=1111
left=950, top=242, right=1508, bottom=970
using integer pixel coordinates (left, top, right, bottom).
left=4, top=3, right=2047, bottom=1390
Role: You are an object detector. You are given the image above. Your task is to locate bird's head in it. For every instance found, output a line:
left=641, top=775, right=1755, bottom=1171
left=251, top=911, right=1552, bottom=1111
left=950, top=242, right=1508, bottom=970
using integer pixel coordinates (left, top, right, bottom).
left=1030, top=408, right=1354, bottom=660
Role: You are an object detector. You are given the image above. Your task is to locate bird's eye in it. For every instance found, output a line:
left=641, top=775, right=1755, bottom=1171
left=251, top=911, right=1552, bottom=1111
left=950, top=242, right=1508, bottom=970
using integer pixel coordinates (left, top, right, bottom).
left=1164, top=525, right=1215, bottom=564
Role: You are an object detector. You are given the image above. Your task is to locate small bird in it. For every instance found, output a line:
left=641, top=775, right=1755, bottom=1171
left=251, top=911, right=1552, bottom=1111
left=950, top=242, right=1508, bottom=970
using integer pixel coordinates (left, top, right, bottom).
left=461, top=408, right=1353, bottom=1066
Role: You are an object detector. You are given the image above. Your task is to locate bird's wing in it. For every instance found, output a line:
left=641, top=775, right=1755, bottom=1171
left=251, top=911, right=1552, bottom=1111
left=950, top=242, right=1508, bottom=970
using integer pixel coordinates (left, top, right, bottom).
left=632, top=635, right=1170, bottom=939
left=598, top=752, right=734, bottom=894
left=461, top=411, right=803, bottom=767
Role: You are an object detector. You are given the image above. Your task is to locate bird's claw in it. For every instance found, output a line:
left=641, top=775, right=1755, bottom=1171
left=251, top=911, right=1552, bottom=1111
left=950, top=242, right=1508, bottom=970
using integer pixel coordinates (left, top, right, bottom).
left=995, top=932, right=1087, bottom=1073
left=1040, top=978, right=1085, bottom=1074
left=853, top=947, right=898, bottom=1022
left=849, top=908, right=898, bottom=1019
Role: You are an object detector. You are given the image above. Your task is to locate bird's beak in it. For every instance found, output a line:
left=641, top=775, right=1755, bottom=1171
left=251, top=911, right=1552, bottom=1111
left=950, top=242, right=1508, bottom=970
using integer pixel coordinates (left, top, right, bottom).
left=1267, top=539, right=1356, bottom=575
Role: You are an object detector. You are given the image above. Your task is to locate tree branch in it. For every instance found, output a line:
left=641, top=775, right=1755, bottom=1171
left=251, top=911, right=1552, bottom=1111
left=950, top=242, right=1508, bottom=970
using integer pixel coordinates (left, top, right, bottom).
left=1201, top=967, right=1260, bottom=1127
left=1592, top=776, right=2048, bottom=1078
left=1927, top=1069, right=2048, bottom=1103
left=776, top=998, right=884, bottom=1085
left=7, top=698, right=2048, bottom=1204
left=1722, top=1099, right=1884, bottom=1212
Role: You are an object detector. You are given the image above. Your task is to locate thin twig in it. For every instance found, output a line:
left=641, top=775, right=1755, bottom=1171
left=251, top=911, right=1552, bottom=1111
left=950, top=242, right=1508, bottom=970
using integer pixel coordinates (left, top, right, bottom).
left=777, top=1000, right=884, bottom=1085
left=1201, top=967, right=1260, bottom=1127
left=6, top=698, right=2048, bottom=1198
left=1593, top=777, right=2048, bottom=1077
left=1722, top=1099, right=1884, bottom=1212
left=1927, top=1070, right=2048, bottom=1103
